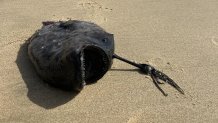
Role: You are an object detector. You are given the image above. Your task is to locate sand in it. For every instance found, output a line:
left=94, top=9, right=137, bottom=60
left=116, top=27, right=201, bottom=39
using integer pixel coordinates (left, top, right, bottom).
left=0, top=0, right=218, bottom=122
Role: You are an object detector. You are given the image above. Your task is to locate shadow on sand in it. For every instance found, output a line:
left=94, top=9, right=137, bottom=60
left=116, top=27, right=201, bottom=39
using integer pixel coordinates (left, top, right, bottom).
left=110, top=68, right=139, bottom=72
left=16, top=43, right=78, bottom=109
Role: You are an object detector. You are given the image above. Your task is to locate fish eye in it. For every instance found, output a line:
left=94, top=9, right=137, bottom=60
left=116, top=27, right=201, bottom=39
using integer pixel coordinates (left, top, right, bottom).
left=102, top=38, right=108, bottom=43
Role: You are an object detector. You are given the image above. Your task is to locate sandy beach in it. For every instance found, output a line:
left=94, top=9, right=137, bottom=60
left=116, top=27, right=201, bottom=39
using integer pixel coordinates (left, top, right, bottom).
left=0, top=0, right=218, bottom=122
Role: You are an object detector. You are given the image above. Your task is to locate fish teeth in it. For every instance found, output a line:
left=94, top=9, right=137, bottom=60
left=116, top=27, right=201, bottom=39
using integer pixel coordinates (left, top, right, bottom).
left=80, top=52, right=86, bottom=86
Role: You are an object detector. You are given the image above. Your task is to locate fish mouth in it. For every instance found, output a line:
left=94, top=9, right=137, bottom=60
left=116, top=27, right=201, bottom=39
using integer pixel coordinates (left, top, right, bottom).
left=79, top=45, right=110, bottom=90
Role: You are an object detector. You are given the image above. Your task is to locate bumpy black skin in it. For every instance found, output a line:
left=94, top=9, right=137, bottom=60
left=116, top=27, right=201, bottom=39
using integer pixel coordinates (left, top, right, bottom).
left=28, top=20, right=114, bottom=91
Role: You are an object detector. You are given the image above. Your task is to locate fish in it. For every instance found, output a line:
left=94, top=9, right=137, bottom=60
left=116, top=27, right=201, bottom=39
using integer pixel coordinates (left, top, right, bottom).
left=27, top=20, right=184, bottom=96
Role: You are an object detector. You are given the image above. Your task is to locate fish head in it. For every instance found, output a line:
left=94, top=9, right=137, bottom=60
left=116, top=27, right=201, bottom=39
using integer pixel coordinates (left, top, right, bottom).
left=66, top=29, right=114, bottom=91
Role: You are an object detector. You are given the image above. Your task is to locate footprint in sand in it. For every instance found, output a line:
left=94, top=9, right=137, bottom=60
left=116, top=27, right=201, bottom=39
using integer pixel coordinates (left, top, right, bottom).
left=78, top=0, right=112, bottom=11
left=211, top=37, right=218, bottom=46
left=77, top=0, right=112, bottom=23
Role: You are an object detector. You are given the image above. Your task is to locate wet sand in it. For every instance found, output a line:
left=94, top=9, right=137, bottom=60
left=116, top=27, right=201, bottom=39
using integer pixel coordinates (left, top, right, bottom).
left=0, top=0, right=218, bottom=122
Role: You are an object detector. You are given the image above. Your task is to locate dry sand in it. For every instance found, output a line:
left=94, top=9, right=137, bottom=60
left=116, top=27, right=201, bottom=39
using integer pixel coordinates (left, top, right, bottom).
left=0, top=0, right=218, bottom=122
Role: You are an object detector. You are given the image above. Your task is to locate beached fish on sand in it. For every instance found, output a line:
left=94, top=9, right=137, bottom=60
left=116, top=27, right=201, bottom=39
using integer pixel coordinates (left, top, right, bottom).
left=27, top=20, right=184, bottom=96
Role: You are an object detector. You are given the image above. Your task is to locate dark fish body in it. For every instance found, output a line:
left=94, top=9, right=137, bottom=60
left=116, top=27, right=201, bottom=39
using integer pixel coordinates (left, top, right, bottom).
left=28, top=20, right=114, bottom=91
left=28, top=20, right=184, bottom=96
